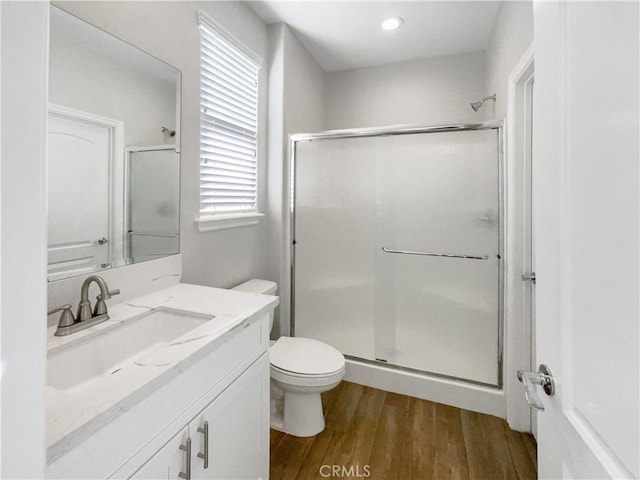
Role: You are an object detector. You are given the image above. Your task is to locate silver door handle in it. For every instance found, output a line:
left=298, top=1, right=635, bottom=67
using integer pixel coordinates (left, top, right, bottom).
left=517, top=364, right=554, bottom=411
left=197, top=421, right=209, bottom=469
left=97, top=237, right=109, bottom=245
left=179, top=437, right=191, bottom=480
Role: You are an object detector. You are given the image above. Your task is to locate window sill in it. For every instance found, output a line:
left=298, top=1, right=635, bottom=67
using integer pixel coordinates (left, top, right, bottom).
left=195, top=212, right=264, bottom=232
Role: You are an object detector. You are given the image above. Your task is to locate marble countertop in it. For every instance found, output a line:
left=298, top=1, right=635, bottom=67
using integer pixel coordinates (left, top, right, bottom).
left=46, top=283, right=279, bottom=464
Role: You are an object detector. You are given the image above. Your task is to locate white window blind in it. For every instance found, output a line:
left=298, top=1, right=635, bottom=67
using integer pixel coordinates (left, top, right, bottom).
left=199, top=22, right=259, bottom=214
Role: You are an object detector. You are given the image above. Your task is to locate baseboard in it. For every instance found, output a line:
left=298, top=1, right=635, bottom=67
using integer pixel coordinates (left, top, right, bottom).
left=344, top=359, right=506, bottom=418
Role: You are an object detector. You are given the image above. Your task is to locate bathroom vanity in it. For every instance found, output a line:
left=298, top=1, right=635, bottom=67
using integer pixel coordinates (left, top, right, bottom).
left=46, top=283, right=278, bottom=479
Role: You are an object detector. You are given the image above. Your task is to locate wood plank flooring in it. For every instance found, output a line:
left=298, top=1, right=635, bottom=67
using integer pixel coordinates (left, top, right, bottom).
left=270, top=381, right=537, bottom=480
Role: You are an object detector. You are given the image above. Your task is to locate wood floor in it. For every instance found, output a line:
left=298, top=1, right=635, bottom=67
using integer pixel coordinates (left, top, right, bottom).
left=270, top=381, right=537, bottom=480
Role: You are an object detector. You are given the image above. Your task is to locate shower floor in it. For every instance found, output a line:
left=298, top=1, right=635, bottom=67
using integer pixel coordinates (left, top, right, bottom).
left=270, top=381, right=537, bottom=480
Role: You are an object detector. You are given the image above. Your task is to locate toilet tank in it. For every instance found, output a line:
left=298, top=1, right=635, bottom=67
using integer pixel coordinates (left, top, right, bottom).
left=231, top=279, right=278, bottom=331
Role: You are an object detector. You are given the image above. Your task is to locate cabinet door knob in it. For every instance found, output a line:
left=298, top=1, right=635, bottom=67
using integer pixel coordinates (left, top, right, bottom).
left=178, top=437, right=191, bottom=480
left=197, top=421, right=209, bottom=469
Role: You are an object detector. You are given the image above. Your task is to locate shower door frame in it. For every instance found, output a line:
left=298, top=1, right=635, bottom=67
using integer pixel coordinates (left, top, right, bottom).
left=289, top=120, right=505, bottom=388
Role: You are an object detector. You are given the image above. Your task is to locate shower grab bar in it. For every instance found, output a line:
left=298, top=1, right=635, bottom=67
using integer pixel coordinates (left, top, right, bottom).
left=382, top=246, right=489, bottom=260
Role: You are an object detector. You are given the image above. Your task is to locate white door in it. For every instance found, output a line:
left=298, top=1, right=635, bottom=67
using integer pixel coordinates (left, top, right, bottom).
left=533, top=2, right=639, bottom=478
left=48, top=110, right=111, bottom=277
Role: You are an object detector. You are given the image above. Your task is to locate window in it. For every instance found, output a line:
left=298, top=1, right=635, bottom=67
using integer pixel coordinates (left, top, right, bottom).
left=197, top=14, right=262, bottom=231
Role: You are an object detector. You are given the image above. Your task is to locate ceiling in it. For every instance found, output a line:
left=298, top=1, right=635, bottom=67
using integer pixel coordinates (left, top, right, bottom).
left=246, top=1, right=501, bottom=72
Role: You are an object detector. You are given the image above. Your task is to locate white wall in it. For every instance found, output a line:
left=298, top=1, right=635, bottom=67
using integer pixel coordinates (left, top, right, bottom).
left=324, top=51, right=486, bottom=130
left=266, top=23, right=326, bottom=337
left=266, top=24, right=286, bottom=337
left=49, top=32, right=177, bottom=146
left=58, top=1, right=271, bottom=290
left=484, top=1, right=534, bottom=119
left=282, top=27, right=326, bottom=135
left=1, top=2, right=49, bottom=477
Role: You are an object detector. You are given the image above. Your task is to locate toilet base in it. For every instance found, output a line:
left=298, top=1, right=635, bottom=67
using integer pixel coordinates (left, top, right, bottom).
left=282, top=390, right=325, bottom=437
left=270, top=378, right=337, bottom=437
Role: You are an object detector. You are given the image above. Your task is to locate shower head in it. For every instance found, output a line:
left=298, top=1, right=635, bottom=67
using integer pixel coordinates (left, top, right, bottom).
left=470, top=101, right=483, bottom=112
left=470, top=94, right=496, bottom=112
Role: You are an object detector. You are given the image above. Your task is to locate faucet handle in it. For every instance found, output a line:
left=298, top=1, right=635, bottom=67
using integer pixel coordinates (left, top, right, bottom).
left=94, top=289, right=120, bottom=316
left=48, top=304, right=75, bottom=328
left=96, top=289, right=120, bottom=301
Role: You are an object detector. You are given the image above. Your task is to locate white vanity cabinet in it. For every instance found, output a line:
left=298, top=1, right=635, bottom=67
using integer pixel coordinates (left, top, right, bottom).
left=47, top=286, right=277, bottom=480
left=131, top=354, right=269, bottom=480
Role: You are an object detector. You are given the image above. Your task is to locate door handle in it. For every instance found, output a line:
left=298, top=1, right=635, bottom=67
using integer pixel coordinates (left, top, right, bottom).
left=517, top=364, right=554, bottom=411
left=179, top=437, right=191, bottom=480
left=197, top=421, right=209, bottom=469
left=521, top=272, right=536, bottom=284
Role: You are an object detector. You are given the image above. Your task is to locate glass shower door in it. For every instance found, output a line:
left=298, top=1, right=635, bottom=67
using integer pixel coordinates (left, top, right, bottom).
left=293, top=127, right=501, bottom=386
left=294, top=137, right=379, bottom=360
left=374, top=129, right=500, bottom=385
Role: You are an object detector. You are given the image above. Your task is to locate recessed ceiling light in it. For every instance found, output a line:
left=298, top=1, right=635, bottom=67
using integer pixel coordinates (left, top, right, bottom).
left=382, top=16, right=404, bottom=31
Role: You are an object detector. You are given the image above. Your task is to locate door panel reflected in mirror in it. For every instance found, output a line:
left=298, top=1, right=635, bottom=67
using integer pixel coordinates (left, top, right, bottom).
left=48, top=6, right=181, bottom=281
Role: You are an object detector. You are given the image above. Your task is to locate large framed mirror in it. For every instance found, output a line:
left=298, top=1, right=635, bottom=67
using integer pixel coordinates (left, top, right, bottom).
left=48, top=5, right=181, bottom=281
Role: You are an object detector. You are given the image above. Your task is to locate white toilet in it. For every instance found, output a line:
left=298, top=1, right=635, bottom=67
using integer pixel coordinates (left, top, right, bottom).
left=232, top=279, right=345, bottom=437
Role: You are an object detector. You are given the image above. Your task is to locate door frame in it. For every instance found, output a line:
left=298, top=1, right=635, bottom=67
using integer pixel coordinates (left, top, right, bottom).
left=505, top=44, right=535, bottom=432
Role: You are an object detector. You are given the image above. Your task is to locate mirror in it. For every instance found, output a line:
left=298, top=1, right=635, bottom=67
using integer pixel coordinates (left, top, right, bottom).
left=48, top=6, right=181, bottom=281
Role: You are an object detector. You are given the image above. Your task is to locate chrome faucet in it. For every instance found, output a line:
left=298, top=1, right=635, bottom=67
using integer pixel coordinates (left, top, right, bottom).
left=50, top=275, right=120, bottom=336
left=77, top=275, right=119, bottom=321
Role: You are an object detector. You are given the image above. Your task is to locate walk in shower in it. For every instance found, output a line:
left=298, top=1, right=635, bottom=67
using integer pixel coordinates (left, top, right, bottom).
left=291, top=122, right=503, bottom=387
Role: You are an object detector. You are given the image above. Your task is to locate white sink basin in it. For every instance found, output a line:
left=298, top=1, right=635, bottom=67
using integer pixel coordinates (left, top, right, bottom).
left=48, top=308, right=213, bottom=391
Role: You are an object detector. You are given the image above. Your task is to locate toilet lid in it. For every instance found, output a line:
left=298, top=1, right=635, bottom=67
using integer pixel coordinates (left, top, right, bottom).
left=270, top=337, right=345, bottom=375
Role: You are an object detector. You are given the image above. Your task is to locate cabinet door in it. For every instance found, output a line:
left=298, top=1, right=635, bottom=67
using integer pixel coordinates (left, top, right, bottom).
left=130, top=427, right=189, bottom=480
left=191, top=354, right=269, bottom=480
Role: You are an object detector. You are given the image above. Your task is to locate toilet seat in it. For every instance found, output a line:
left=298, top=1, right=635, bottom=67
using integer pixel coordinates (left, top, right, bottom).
left=270, top=364, right=344, bottom=378
left=270, top=364, right=345, bottom=389
left=270, top=337, right=345, bottom=376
